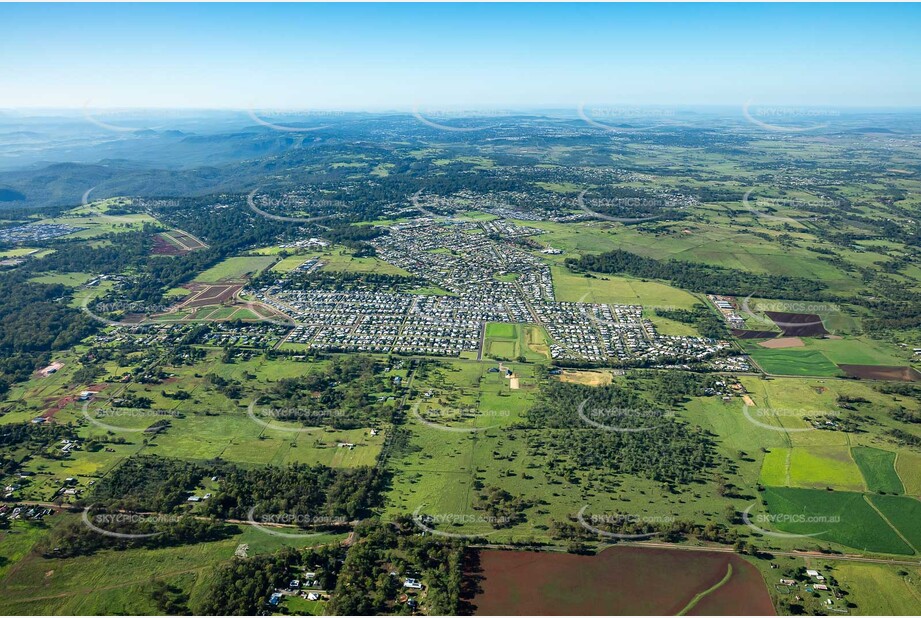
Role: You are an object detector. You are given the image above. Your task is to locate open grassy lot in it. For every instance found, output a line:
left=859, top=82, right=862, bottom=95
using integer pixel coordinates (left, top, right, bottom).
left=32, top=199, right=160, bottom=240
left=194, top=256, right=275, bottom=282
left=853, top=446, right=905, bottom=494
left=485, top=323, right=516, bottom=339
left=0, top=514, right=343, bottom=615
left=482, top=323, right=550, bottom=362
left=28, top=272, right=95, bottom=287
left=832, top=562, right=921, bottom=615
left=271, top=255, right=315, bottom=272
left=645, top=311, right=700, bottom=336
left=761, top=486, right=913, bottom=555
left=0, top=247, right=46, bottom=258
left=0, top=521, right=48, bottom=582
left=386, top=360, right=744, bottom=544
left=896, top=451, right=921, bottom=497
left=271, top=246, right=412, bottom=276
left=551, top=266, right=699, bottom=308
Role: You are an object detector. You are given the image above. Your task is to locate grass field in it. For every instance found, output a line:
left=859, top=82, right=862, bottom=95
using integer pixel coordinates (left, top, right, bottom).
left=853, top=446, right=905, bottom=494
left=760, top=447, right=865, bottom=492
left=271, top=255, right=315, bottom=272
left=0, top=247, right=45, bottom=258
left=194, top=256, right=275, bottom=282
left=803, top=337, right=906, bottom=366
left=761, top=486, right=913, bottom=555
left=485, top=323, right=516, bottom=339
left=896, top=451, right=921, bottom=497
left=744, top=345, right=843, bottom=377
left=0, top=514, right=343, bottom=615
left=551, top=266, right=699, bottom=308
left=313, top=247, right=411, bottom=275
left=832, top=562, right=921, bottom=615
left=28, top=272, right=95, bottom=287
left=868, top=495, right=921, bottom=552
left=482, top=323, right=551, bottom=362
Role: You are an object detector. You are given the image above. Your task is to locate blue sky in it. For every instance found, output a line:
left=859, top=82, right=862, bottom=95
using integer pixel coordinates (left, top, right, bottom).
left=2, top=3, right=920, bottom=110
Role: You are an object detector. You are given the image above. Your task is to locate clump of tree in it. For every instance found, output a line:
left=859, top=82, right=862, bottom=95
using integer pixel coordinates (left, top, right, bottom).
left=41, top=514, right=231, bottom=559
left=524, top=381, right=717, bottom=485
left=654, top=303, right=728, bottom=339
left=566, top=248, right=826, bottom=300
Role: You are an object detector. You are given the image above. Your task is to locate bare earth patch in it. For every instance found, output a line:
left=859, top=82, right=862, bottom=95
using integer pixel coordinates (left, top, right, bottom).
left=759, top=337, right=805, bottom=349
left=559, top=370, right=614, bottom=387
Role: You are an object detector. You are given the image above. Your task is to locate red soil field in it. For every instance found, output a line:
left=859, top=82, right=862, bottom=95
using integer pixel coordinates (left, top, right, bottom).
left=838, top=364, right=921, bottom=382
left=151, top=230, right=207, bottom=255
left=179, top=283, right=242, bottom=308
left=41, top=384, right=108, bottom=419
left=151, top=234, right=187, bottom=255
left=764, top=312, right=829, bottom=337
left=467, top=547, right=774, bottom=616
left=731, top=329, right=779, bottom=339
left=167, top=229, right=207, bottom=251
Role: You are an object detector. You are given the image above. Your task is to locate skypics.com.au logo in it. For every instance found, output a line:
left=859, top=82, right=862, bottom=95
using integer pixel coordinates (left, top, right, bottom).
left=410, top=403, right=510, bottom=433
left=81, top=509, right=182, bottom=539
left=575, top=190, right=663, bottom=224
left=81, top=400, right=181, bottom=433
left=411, top=107, right=510, bottom=132
left=742, top=100, right=839, bottom=133
left=578, top=104, right=683, bottom=133
left=247, top=401, right=349, bottom=433
left=576, top=506, right=676, bottom=540
left=739, top=292, right=840, bottom=332
left=411, top=506, right=507, bottom=539
left=576, top=399, right=673, bottom=433
left=742, top=503, right=839, bottom=539
left=246, top=508, right=350, bottom=538
left=742, top=189, right=837, bottom=224
left=246, top=188, right=341, bottom=224
left=246, top=107, right=345, bottom=133
left=742, top=403, right=841, bottom=433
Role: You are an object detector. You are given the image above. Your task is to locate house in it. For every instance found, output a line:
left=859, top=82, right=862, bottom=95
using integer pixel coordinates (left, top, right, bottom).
left=268, top=593, right=282, bottom=607
left=403, top=578, right=423, bottom=590
left=815, top=584, right=829, bottom=591
left=289, top=580, right=300, bottom=589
